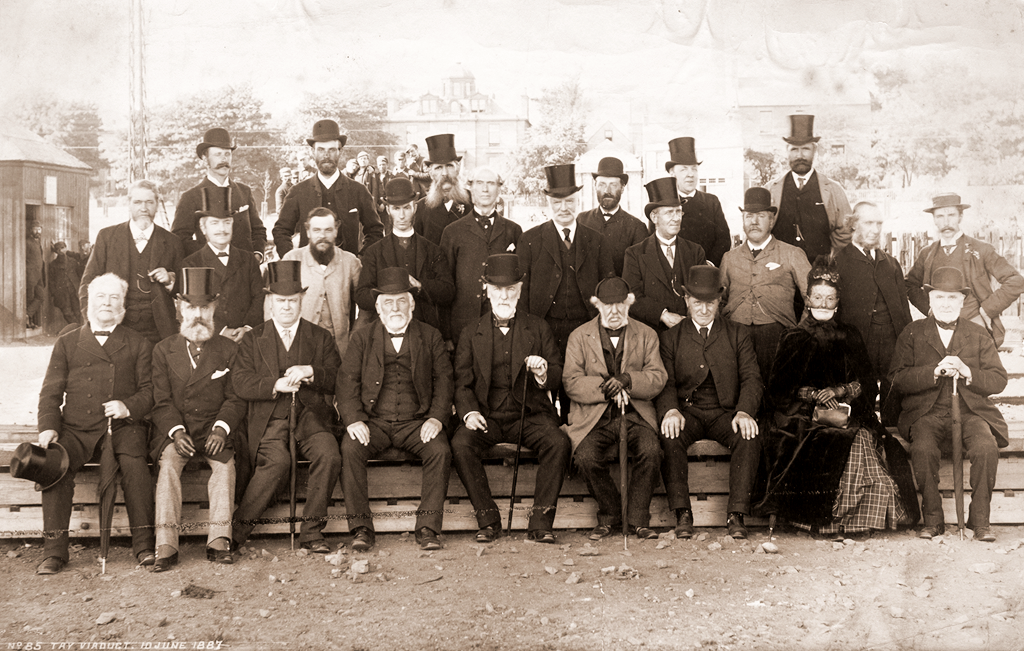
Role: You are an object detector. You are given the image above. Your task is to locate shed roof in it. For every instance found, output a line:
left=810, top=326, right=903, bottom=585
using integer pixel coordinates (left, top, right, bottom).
left=0, top=117, right=92, bottom=171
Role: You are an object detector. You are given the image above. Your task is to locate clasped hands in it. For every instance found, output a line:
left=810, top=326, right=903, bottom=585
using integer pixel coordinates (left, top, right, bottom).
left=173, top=426, right=227, bottom=457
left=934, top=355, right=972, bottom=384
left=798, top=386, right=844, bottom=410
left=274, top=365, right=314, bottom=394
left=600, top=374, right=631, bottom=409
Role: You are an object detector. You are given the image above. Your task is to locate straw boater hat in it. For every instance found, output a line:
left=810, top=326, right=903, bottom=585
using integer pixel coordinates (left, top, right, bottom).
left=542, top=164, right=582, bottom=198
left=644, top=177, right=681, bottom=219
left=682, top=265, right=725, bottom=302
left=592, top=157, right=629, bottom=185
left=783, top=115, right=820, bottom=145
left=177, top=267, right=218, bottom=305
left=196, top=128, right=236, bottom=158
left=923, top=193, right=970, bottom=214
left=924, top=267, right=971, bottom=295
left=10, top=442, right=69, bottom=492
left=306, top=119, right=347, bottom=148
left=740, top=187, right=777, bottom=215
left=483, top=254, right=524, bottom=287
left=664, top=137, right=701, bottom=172
left=265, top=260, right=307, bottom=295
left=424, top=134, right=461, bottom=166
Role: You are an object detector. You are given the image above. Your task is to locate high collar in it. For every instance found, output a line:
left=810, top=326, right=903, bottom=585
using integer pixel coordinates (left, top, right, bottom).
left=318, top=170, right=341, bottom=189
left=206, top=172, right=230, bottom=188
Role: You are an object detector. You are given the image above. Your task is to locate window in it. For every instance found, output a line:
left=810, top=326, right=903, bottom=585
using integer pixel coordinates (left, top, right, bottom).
left=759, top=109, right=773, bottom=134
left=831, top=144, right=845, bottom=156
left=489, top=124, right=501, bottom=146
left=421, top=98, right=437, bottom=114
left=604, top=129, right=613, bottom=141
left=471, top=98, right=487, bottom=113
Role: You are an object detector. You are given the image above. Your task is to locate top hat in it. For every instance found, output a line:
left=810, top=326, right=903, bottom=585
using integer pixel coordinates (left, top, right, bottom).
left=682, top=265, right=725, bottom=302
left=483, top=254, right=524, bottom=287
left=924, top=193, right=970, bottom=214
left=265, top=260, right=307, bottom=295
left=740, top=187, right=777, bottom=215
left=924, top=267, right=971, bottom=295
left=664, top=137, right=702, bottom=172
left=10, top=442, right=69, bottom=492
left=196, top=186, right=237, bottom=219
left=196, top=128, right=236, bottom=158
left=306, top=119, right=348, bottom=148
left=595, top=277, right=631, bottom=304
left=374, top=267, right=416, bottom=296
left=383, top=177, right=417, bottom=206
left=592, top=157, right=629, bottom=185
left=424, top=134, right=462, bottom=166
left=644, top=177, right=682, bottom=218
left=783, top=115, right=821, bottom=145
left=178, top=267, right=219, bottom=305
left=542, top=164, right=582, bottom=198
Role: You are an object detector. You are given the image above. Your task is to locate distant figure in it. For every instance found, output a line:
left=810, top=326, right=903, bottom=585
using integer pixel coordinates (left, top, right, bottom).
left=353, top=151, right=381, bottom=210
left=48, top=241, right=81, bottom=326
left=274, top=167, right=295, bottom=215
left=26, top=219, right=46, bottom=329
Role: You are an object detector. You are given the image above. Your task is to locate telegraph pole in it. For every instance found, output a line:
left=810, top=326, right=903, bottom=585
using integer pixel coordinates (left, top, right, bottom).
left=128, top=0, right=148, bottom=182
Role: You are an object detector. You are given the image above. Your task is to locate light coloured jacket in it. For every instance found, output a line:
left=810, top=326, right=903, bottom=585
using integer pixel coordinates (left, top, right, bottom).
left=766, top=170, right=852, bottom=254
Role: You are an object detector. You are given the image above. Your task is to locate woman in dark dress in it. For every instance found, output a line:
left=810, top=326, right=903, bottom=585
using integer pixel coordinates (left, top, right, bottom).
left=756, top=265, right=914, bottom=538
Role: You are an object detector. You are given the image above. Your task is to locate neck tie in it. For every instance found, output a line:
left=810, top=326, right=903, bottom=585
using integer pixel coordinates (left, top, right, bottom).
left=563, top=228, right=572, bottom=249
left=699, top=326, right=709, bottom=341
left=494, top=316, right=513, bottom=328
left=216, top=251, right=228, bottom=258
left=936, top=319, right=958, bottom=331
left=188, top=341, right=202, bottom=364
left=478, top=216, right=490, bottom=233
left=797, top=177, right=805, bottom=190
left=750, top=248, right=762, bottom=259
left=282, top=329, right=292, bottom=349
left=94, top=330, right=112, bottom=337
left=943, top=245, right=956, bottom=256
left=665, top=244, right=675, bottom=267
left=135, top=236, right=148, bottom=252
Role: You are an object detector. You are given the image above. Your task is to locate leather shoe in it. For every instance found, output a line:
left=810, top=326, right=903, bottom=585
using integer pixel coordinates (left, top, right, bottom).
left=675, top=510, right=695, bottom=539
left=350, top=527, right=375, bottom=552
left=974, top=526, right=996, bottom=542
left=415, top=527, right=442, bottom=550
left=300, top=539, right=332, bottom=554
left=136, top=550, right=156, bottom=567
left=151, top=553, right=179, bottom=572
left=918, top=524, right=944, bottom=539
left=475, top=524, right=500, bottom=544
left=206, top=547, right=233, bottom=564
left=527, top=529, right=557, bottom=544
left=588, top=524, right=617, bottom=540
left=36, top=556, right=66, bottom=575
left=727, top=513, right=748, bottom=540
left=631, top=526, right=658, bottom=540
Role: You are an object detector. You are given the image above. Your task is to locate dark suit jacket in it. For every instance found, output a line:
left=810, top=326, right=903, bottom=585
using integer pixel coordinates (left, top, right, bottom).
left=577, top=207, right=650, bottom=277
left=655, top=318, right=762, bottom=419
left=337, top=320, right=453, bottom=425
left=78, top=222, right=184, bottom=341
left=272, top=174, right=383, bottom=257
left=890, top=316, right=1008, bottom=447
left=38, top=324, right=154, bottom=469
left=454, top=311, right=562, bottom=420
left=517, top=220, right=614, bottom=321
left=413, top=198, right=473, bottom=245
left=172, top=177, right=266, bottom=257
left=182, top=245, right=265, bottom=331
left=679, top=190, right=731, bottom=267
left=829, top=245, right=912, bottom=344
left=232, top=319, right=341, bottom=456
left=622, top=235, right=707, bottom=333
left=440, top=214, right=523, bottom=344
left=354, top=233, right=455, bottom=336
left=150, top=333, right=246, bottom=463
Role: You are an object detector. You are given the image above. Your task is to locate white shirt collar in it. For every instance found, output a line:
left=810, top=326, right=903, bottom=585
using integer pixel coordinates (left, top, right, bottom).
left=692, top=319, right=713, bottom=334
left=940, top=231, right=964, bottom=248
left=89, top=321, right=116, bottom=337
left=209, top=242, right=230, bottom=257
left=679, top=190, right=697, bottom=199
left=129, top=220, right=153, bottom=240
left=936, top=322, right=954, bottom=347
left=318, top=170, right=340, bottom=189
left=445, top=199, right=454, bottom=212
left=852, top=242, right=876, bottom=259
left=655, top=233, right=675, bottom=248
left=791, top=169, right=814, bottom=184
left=273, top=319, right=299, bottom=343
left=601, top=207, right=619, bottom=219
left=747, top=235, right=772, bottom=251
left=392, top=228, right=415, bottom=238
left=206, top=172, right=230, bottom=188
left=555, top=219, right=577, bottom=243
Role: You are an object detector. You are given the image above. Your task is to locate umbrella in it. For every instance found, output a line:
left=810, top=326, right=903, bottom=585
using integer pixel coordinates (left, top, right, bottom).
left=619, top=402, right=629, bottom=551
left=950, top=375, right=966, bottom=539
left=98, top=417, right=120, bottom=574
left=289, top=393, right=298, bottom=550
left=506, top=372, right=529, bottom=537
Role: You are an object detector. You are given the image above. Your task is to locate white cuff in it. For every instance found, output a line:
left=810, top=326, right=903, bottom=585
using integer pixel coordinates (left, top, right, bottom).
left=168, top=425, right=185, bottom=440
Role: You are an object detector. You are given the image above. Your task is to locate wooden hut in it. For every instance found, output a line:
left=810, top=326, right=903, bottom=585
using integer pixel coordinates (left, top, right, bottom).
left=0, top=117, right=92, bottom=341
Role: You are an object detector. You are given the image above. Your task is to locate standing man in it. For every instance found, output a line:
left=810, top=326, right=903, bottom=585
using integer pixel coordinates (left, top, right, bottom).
left=656, top=266, right=762, bottom=540
left=26, top=219, right=46, bottom=330
left=172, top=128, right=267, bottom=260
left=518, top=163, right=615, bottom=421
left=413, top=134, right=473, bottom=245
left=890, top=267, right=1008, bottom=542
left=440, top=167, right=522, bottom=346
left=354, top=151, right=381, bottom=210
left=181, top=189, right=265, bottom=343
left=276, top=207, right=361, bottom=359
left=79, top=179, right=183, bottom=344
left=355, top=178, right=454, bottom=337
left=338, top=268, right=453, bottom=552
left=273, top=120, right=383, bottom=258
left=150, top=268, right=245, bottom=571
left=274, top=167, right=295, bottom=215
left=451, top=254, right=570, bottom=544
left=622, top=177, right=707, bottom=334
left=232, top=260, right=342, bottom=553
left=34, top=273, right=155, bottom=574
left=376, top=155, right=395, bottom=228
left=665, top=138, right=731, bottom=267
left=404, top=143, right=432, bottom=198
left=563, top=277, right=668, bottom=540
left=905, top=193, right=1024, bottom=348
left=829, top=201, right=912, bottom=425
left=766, top=115, right=852, bottom=262
left=720, top=187, right=811, bottom=381
left=577, top=157, right=649, bottom=277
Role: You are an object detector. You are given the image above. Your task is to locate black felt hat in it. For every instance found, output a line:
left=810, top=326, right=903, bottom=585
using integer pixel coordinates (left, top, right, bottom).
left=594, top=277, right=631, bottom=304
left=178, top=267, right=218, bottom=305
left=644, top=177, right=682, bottom=218
left=383, top=178, right=417, bottom=206
left=196, top=128, right=236, bottom=158
left=924, top=267, right=971, bottom=295
left=542, top=164, right=582, bottom=198
left=265, top=260, right=307, bottom=295
left=10, top=442, right=69, bottom=492
left=483, top=254, right=524, bottom=287
left=424, top=134, right=462, bottom=166
left=740, top=187, right=777, bottom=214
left=664, top=137, right=701, bottom=172
left=373, top=267, right=415, bottom=295
left=783, top=115, right=821, bottom=145
left=682, top=265, right=725, bottom=302
left=306, top=119, right=347, bottom=148
left=592, top=157, right=628, bottom=185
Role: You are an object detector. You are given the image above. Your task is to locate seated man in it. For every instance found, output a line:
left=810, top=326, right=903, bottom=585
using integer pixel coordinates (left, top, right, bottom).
left=451, top=254, right=570, bottom=544
left=150, top=268, right=247, bottom=571
left=564, top=277, right=668, bottom=540
left=890, top=267, right=1008, bottom=542
left=656, top=266, right=763, bottom=540
left=34, top=273, right=155, bottom=574
left=338, top=268, right=453, bottom=551
left=232, top=260, right=342, bottom=553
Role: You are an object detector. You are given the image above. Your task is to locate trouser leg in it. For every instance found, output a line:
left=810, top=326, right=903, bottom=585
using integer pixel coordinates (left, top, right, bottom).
left=661, top=411, right=708, bottom=513
left=155, top=446, right=190, bottom=552
left=624, top=422, right=662, bottom=528
left=207, top=457, right=235, bottom=546
left=340, top=422, right=393, bottom=532
left=41, top=471, right=77, bottom=562
left=297, top=430, right=341, bottom=542
left=909, top=411, right=947, bottom=527
left=118, top=453, right=155, bottom=557
left=233, top=420, right=290, bottom=545
left=574, top=425, right=621, bottom=527
left=451, top=422, right=504, bottom=529
left=519, top=416, right=570, bottom=531
left=391, top=420, right=452, bottom=533
left=961, top=414, right=999, bottom=529
left=699, top=408, right=761, bottom=515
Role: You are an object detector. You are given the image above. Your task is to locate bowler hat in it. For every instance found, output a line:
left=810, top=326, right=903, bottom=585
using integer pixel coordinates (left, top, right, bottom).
left=924, top=193, right=970, bottom=214
left=383, top=177, right=417, bottom=206
left=592, top=157, right=628, bottom=185
left=10, top=442, right=69, bottom=492
left=644, top=177, right=682, bottom=218
left=594, top=277, right=631, bottom=304
left=682, top=265, right=725, bottom=302
left=924, top=267, right=971, bottom=295
left=542, top=164, right=582, bottom=198
left=483, top=254, right=524, bottom=287
left=306, top=119, right=348, bottom=148
left=783, top=115, right=821, bottom=145
left=424, top=134, right=462, bottom=166
left=265, top=260, right=307, bottom=295
left=196, top=186, right=237, bottom=219
left=373, top=267, right=415, bottom=296
left=664, top=137, right=702, bottom=172
left=740, top=187, right=777, bottom=215
left=196, top=128, right=236, bottom=158
left=178, top=267, right=218, bottom=305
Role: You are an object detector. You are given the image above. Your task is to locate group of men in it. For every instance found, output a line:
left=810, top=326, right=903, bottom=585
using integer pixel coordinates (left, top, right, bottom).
left=15, top=114, right=1023, bottom=577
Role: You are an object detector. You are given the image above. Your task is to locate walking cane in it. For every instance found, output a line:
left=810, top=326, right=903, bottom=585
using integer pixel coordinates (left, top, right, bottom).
left=507, top=371, right=530, bottom=538
left=949, top=372, right=966, bottom=540
left=289, top=393, right=298, bottom=550
left=619, top=401, right=629, bottom=551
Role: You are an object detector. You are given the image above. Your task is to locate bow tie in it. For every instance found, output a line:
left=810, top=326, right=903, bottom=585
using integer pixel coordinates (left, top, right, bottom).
left=494, top=317, right=513, bottom=328
left=388, top=331, right=406, bottom=338
left=750, top=248, right=762, bottom=258
left=94, top=330, right=112, bottom=337
left=216, top=251, right=228, bottom=258
left=605, top=326, right=625, bottom=337
left=936, top=319, right=958, bottom=331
